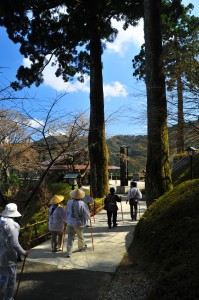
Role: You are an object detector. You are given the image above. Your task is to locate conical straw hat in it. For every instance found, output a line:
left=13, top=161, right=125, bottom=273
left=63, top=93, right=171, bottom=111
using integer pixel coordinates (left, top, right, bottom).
left=49, top=195, right=64, bottom=205
left=70, top=189, right=85, bottom=200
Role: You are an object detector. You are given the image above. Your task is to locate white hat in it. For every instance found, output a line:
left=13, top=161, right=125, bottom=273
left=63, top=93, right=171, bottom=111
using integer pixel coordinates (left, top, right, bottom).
left=70, top=189, right=85, bottom=200
left=49, top=195, right=64, bottom=205
left=1, top=203, right=21, bottom=218
left=80, top=186, right=90, bottom=192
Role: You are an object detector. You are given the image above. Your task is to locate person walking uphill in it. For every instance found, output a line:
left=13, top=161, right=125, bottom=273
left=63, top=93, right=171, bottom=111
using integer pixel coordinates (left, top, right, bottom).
left=104, top=187, right=121, bottom=229
left=0, top=203, right=29, bottom=300
left=79, top=186, right=94, bottom=207
left=49, top=195, right=66, bottom=252
left=80, top=185, right=94, bottom=227
left=65, top=189, right=90, bottom=258
left=126, top=181, right=142, bottom=220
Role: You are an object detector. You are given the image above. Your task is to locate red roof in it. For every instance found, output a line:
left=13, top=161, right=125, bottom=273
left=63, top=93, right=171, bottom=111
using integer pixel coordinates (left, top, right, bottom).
left=41, top=164, right=120, bottom=171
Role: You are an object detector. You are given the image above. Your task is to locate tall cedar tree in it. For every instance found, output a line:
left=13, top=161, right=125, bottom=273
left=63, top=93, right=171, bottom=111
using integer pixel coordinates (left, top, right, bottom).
left=133, top=1, right=199, bottom=153
left=0, top=0, right=142, bottom=198
left=162, top=3, right=199, bottom=153
left=144, top=0, right=173, bottom=206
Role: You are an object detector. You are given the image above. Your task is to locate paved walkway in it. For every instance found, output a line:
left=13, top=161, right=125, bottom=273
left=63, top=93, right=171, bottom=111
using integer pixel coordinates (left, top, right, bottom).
left=16, top=198, right=146, bottom=300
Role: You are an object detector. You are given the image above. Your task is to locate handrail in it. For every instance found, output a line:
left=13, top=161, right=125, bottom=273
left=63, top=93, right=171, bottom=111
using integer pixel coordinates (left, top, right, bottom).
left=172, top=155, right=190, bottom=173
left=20, top=219, right=50, bottom=248
left=20, top=219, right=48, bottom=231
left=19, top=199, right=104, bottom=247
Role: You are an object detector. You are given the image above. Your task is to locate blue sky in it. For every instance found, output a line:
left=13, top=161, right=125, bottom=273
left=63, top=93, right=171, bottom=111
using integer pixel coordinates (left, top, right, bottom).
left=0, top=1, right=198, bottom=137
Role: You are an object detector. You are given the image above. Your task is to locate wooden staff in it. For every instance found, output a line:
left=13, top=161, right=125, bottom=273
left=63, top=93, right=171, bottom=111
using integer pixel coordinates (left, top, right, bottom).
left=90, top=189, right=95, bottom=223
left=91, top=204, right=95, bottom=223
left=14, top=255, right=27, bottom=300
left=14, top=230, right=32, bottom=300
left=61, top=224, right=67, bottom=252
left=90, top=218, right=94, bottom=251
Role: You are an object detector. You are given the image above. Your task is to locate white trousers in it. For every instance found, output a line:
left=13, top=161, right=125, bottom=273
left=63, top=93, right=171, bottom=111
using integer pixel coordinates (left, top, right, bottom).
left=0, top=265, right=16, bottom=300
left=66, top=226, right=84, bottom=255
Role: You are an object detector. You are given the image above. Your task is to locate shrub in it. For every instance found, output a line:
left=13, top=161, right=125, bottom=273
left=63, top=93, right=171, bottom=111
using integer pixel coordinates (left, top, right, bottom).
left=48, top=182, right=72, bottom=206
left=134, top=179, right=199, bottom=299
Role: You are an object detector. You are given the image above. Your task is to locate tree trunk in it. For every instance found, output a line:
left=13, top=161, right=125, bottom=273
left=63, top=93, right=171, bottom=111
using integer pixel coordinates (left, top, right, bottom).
left=176, top=75, right=184, bottom=153
left=144, top=0, right=173, bottom=206
left=174, top=35, right=184, bottom=154
left=88, top=7, right=109, bottom=198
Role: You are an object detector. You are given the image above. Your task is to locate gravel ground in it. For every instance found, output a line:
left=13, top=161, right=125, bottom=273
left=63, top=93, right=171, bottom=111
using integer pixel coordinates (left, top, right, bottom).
left=98, top=244, right=156, bottom=300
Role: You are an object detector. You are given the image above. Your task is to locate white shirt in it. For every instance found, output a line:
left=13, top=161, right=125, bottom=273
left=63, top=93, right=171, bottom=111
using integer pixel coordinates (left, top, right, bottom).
left=48, top=205, right=66, bottom=232
left=127, top=187, right=142, bottom=201
left=0, top=217, right=26, bottom=267
left=66, top=199, right=90, bottom=227
left=82, top=194, right=94, bottom=206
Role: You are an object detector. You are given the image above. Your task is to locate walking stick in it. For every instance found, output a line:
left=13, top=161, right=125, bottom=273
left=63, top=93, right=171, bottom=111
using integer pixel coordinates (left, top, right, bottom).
left=90, top=189, right=95, bottom=224
left=92, top=204, right=95, bottom=223
left=90, top=204, right=95, bottom=223
left=14, top=255, right=27, bottom=300
left=120, top=197, right=124, bottom=222
left=14, top=240, right=31, bottom=300
left=61, top=224, right=67, bottom=252
left=14, top=226, right=32, bottom=300
left=90, top=218, right=94, bottom=251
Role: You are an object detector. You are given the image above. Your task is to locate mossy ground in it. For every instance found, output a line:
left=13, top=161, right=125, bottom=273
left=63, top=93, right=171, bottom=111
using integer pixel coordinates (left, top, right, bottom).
left=134, top=179, right=199, bottom=299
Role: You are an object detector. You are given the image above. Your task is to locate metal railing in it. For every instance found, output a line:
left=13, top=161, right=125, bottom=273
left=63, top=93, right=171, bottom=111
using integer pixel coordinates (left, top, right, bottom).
left=19, top=199, right=104, bottom=248
left=172, top=155, right=190, bottom=173
left=20, top=219, right=50, bottom=248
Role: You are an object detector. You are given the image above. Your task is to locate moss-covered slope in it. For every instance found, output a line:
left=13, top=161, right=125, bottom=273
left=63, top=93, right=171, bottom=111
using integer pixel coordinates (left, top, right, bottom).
left=134, top=179, right=199, bottom=299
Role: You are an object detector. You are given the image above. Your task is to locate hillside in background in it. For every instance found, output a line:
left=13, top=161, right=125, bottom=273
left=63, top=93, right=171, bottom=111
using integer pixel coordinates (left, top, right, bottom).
left=34, top=120, right=198, bottom=176
left=107, top=135, right=147, bottom=175
left=168, top=120, right=199, bottom=156
left=107, top=120, right=199, bottom=175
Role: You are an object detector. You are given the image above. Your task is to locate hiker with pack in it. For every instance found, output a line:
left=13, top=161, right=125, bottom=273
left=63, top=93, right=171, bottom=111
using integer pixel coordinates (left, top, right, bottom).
left=49, top=194, right=66, bottom=252
left=0, top=203, right=29, bottom=300
left=65, top=188, right=90, bottom=258
left=79, top=185, right=94, bottom=207
left=126, top=181, right=142, bottom=220
left=104, top=187, right=121, bottom=229
left=79, top=185, right=94, bottom=227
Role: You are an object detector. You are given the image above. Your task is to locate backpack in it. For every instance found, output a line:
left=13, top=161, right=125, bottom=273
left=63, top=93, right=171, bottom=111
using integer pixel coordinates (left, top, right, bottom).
left=0, top=221, right=9, bottom=267
left=0, top=219, right=18, bottom=267
left=130, top=188, right=141, bottom=199
left=104, top=194, right=118, bottom=212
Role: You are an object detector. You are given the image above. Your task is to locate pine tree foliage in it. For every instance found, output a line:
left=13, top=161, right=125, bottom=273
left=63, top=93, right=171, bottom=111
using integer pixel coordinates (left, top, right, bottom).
left=132, top=0, right=199, bottom=153
left=0, top=0, right=143, bottom=197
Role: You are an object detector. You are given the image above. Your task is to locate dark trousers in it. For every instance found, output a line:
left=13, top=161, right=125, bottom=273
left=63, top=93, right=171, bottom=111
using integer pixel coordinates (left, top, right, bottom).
left=130, top=203, right=138, bottom=220
left=107, top=211, right=117, bottom=228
